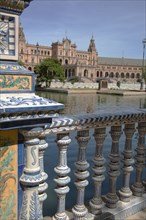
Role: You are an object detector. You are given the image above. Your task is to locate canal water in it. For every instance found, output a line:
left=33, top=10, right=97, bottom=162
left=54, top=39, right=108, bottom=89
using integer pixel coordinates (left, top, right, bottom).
left=36, top=92, right=146, bottom=217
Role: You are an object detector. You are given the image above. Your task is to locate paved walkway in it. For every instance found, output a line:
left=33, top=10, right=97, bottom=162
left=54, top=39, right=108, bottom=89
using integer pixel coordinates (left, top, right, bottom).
left=44, top=209, right=146, bottom=220
left=126, top=208, right=146, bottom=220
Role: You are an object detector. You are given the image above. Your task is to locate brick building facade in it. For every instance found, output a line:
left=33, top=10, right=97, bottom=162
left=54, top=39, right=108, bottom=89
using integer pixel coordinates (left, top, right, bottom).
left=19, top=25, right=142, bottom=83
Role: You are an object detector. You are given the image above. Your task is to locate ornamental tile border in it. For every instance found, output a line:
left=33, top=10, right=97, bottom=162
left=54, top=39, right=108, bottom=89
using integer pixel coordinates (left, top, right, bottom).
left=39, top=109, right=146, bottom=136
left=0, top=62, right=32, bottom=73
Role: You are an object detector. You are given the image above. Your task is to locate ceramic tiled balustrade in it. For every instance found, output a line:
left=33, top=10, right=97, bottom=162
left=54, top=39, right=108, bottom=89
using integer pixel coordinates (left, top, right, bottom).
left=17, top=110, right=145, bottom=220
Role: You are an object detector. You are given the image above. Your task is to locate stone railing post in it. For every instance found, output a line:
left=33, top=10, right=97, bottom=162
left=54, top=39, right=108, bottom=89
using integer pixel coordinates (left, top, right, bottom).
left=38, top=133, right=49, bottom=218
left=131, top=122, right=146, bottom=196
left=89, top=127, right=106, bottom=215
left=104, top=125, right=121, bottom=208
left=53, top=132, right=71, bottom=220
left=19, top=127, right=43, bottom=220
left=119, top=123, right=135, bottom=202
left=72, top=129, right=90, bottom=220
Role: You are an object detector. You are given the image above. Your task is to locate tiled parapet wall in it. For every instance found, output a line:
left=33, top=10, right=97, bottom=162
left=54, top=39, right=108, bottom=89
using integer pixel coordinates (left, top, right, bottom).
left=19, top=109, right=146, bottom=220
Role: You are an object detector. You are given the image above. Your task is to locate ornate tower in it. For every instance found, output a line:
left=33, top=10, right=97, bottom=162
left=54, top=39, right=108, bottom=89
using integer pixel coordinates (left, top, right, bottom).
left=88, top=35, right=98, bottom=66
left=88, top=35, right=96, bottom=53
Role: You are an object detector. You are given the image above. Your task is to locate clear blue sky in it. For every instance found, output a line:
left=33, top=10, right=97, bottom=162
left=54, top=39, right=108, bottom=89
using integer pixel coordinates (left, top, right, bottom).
left=20, top=0, right=146, bottom=59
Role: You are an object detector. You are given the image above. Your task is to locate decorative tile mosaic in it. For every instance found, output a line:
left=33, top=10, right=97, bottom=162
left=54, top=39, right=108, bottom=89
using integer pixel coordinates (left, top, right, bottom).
left=0, top=130, right=18, bottom=220
left=0, top=14, right=15, bottom=55
left=0, top=12, right=18, bottom=61
left=0, top=63, right=29, bottom=72
left=0, top=74, right=32, bottom=91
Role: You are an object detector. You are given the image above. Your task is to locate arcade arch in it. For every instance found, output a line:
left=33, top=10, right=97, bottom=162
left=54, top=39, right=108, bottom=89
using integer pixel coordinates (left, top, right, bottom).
left=121, top=72, right=125, bottom=78
left=115, top=72, right=119, bottom=78
left=126, top=73, right=130, bottom=78
left=105, top=72, right=109, bottom=77
left=131, top=73, right=135, bottom=78
left=84, top=69, right=88, bottom=77
left=28, top=66, right=32, bottom=71
left=136, top=73, right=140, bottom=79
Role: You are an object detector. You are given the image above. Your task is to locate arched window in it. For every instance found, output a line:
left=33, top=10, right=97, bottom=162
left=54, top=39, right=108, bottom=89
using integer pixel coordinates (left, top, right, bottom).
left=65, top=59, right=68, bottom=65
left=110, top=72, right=114, bottom=78
left=100, top=71, right=103, bottom=77
left=115, top=72, right=119, bottom=78
left=84, top=69, right=88, bottom=77
left=31, top=58, right=34, bottom=63
left=131, top=73, right=135, bottom=78
left=97, top=71, right=99, bottom=77
left=28, top=67, right=32, bottom=71
left=121, top=72, right=124, bottom=78
left=105, top=72, right=109, bottom=77
left=126, top=73, right=129, bottom=78
left=136, top=73, right=140, bottom=79
left=60, top=59, right=62, bottom=64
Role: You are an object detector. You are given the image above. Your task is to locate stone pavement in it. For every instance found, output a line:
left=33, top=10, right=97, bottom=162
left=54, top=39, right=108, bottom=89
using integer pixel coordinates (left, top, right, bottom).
left=44, top=208, right=146, bottom=220
left=126, top=208, right=146, bottom=220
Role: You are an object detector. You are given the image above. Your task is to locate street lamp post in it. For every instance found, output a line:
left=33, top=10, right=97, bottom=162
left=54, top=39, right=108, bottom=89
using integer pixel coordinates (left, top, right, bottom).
left=141, top=38, right=146, bottom=90
left=36, top=42, right=39, bottom=64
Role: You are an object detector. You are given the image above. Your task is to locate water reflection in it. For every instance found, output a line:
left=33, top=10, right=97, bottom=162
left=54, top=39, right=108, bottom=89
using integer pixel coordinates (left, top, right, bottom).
left=36, top=91, right=146, bottom=115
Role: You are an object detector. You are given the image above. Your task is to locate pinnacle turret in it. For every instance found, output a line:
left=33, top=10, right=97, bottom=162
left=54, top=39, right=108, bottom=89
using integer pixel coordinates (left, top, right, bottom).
left=88, top=35, right=96, bottom=53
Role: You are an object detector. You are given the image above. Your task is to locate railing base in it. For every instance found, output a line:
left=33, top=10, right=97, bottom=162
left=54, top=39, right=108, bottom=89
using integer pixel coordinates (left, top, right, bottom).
left=43, top=193, right=146, bottom=220
left=100, top=193, right=146, bottom=220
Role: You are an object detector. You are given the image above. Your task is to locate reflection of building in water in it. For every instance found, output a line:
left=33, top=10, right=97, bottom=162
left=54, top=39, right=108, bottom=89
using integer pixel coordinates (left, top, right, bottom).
left=19, top=25, right=142, bottom=83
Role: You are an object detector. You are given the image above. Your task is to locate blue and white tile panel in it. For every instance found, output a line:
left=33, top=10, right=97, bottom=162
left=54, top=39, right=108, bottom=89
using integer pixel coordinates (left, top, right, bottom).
left=0, top=14, right=15, bottom=56
left=0, top=95, right=64, bottom=113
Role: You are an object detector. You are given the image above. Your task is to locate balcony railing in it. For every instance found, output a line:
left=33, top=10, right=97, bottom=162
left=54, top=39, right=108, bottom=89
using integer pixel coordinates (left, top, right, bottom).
left=19, top=109, right=146, bottom=220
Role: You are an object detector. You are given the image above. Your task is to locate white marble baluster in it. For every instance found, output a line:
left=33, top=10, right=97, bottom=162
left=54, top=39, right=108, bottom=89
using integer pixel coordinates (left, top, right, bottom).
left=19, top=127, right=43, bottom=220
left=53, top=132, right=71, bottom=220
left=38, top=133, right=49, bottom=218
left=104, top=125, right=121, bottom=209
left=119, top=123, right=135, bottom=202
left=72, top=129, right=90, bottom=220
left=131, top=122, right=146, bottom=196
left=89, top=127, right=106, bottom=215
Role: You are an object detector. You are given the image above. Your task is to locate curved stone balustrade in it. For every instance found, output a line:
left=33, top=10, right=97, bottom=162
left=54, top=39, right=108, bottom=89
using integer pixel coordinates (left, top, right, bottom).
left=19, top=109, right=146, bottom=220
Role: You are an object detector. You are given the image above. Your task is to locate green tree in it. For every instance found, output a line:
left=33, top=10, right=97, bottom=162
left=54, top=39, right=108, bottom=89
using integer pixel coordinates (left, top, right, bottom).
left=18, top=60, right=25, bottom=67
left=35, top=58, right=65, bottom=87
